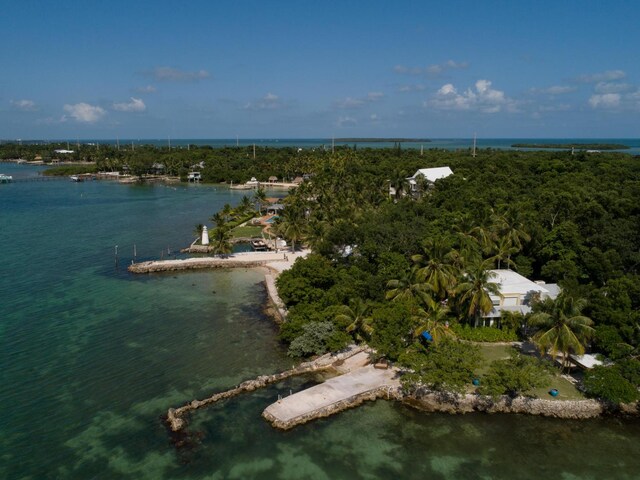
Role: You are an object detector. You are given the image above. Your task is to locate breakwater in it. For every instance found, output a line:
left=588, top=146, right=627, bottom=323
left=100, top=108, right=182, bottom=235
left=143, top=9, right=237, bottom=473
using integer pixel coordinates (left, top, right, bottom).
left=129, top=256, right=282, bottom=273
left=165, top=346, right=365, bottom=432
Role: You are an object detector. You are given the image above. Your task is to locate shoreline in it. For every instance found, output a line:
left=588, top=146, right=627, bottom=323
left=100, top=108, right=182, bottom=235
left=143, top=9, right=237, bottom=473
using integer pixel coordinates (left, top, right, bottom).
left=130, top=249, right=640, bottom=428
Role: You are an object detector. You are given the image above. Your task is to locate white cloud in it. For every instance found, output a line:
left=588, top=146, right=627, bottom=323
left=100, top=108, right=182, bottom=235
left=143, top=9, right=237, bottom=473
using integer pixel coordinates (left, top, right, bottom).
left=147, top=67, right=210, bottom=82
left=594, top=82, right=635, bottom=94
left=589, top=93, right=621, bottom=109
left=576, top=70, right=626, bottom=83
left=394, top=60, right=468, bottom=77
left=10, top=99, right=38, bottom=111
left=337, top=116, right=357, bottom=127
left=243, top=92, right=284, bottom=110
left=63, top=103, right=106, bottom=123
left=398, top=84, right=426, bottom=93
left=336, top=92, right=384, bottom=109
left=427, top=79, right=515, bottom=113
left=531, top=85, right=576, bottom=95
left=135, top=85, right=156, bottom=94
left=112, top=97, right=146, bottom=112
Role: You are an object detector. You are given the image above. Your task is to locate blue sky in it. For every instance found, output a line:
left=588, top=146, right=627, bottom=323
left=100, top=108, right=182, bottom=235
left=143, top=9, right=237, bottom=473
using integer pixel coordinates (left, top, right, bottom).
left=1, top=0, right=639, bottom=139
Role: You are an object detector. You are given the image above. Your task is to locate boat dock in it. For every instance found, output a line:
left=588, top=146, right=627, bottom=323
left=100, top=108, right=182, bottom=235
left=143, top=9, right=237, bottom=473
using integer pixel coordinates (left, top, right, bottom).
left=262, top=358, right=401, bottom=430
left=128, top=250, right=308, bottom=274
left=166, top=345, right=368, bottom=432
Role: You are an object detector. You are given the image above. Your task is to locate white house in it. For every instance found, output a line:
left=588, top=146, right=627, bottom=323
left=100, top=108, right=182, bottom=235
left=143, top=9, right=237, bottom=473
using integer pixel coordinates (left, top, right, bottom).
left=408, top=166, right=454, bottom=192
left=483, top=269, right=559, bottom=325
left=54, top=149, right=74, bottom=154
left=389, top=166, right=453, bottom=197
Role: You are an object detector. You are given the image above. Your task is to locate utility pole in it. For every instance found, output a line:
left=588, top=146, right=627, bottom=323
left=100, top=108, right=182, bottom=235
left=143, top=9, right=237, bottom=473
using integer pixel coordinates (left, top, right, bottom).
left=472, top=133, right=477, bottom=158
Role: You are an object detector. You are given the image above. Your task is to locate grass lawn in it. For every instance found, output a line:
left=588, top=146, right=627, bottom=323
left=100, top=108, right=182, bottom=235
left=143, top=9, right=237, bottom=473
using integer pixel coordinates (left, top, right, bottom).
left=475, top=344, right=514, bottom=375
left=231, top=225, right=263, bottom=238
left=473, top=343, right=585, bottom=400
left=528, top=374, right=584, bottom=400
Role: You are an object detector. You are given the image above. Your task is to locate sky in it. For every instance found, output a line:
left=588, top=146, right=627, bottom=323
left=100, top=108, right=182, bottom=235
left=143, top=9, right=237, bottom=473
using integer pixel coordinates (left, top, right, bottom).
left=1, top=0, right=639, bottom=139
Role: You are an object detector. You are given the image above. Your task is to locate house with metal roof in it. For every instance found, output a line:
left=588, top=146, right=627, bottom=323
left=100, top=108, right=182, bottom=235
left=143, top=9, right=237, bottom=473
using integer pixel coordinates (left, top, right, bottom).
left=408, top=166, right=454, bottom=192
left=483, top=269, right=559, bottom=325
left=389, top=166, right=453, bottom=197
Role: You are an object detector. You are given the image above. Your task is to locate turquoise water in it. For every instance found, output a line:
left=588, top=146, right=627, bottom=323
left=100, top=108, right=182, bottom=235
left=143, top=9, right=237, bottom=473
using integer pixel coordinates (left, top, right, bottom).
left=9, top=138, right=640, bottom=155
left=1, top=162, right=639, bottom=479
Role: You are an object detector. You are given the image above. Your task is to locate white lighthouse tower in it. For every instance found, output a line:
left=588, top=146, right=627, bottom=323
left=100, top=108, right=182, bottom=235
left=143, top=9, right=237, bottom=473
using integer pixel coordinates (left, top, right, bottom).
left=201, top=226, right=209, bottom=245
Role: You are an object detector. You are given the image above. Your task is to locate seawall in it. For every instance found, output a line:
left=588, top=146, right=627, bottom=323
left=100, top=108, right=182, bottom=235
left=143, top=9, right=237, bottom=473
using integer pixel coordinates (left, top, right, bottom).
left=402, top=389, right=639, bottom=419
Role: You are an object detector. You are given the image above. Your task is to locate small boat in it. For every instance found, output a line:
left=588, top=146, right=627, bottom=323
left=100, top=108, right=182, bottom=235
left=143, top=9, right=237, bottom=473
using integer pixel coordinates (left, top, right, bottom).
left=251, top=239, right=268, bottom=251
left=69, top=175, right=83, bottom=182
left=0, top=173, right=13, bottom=183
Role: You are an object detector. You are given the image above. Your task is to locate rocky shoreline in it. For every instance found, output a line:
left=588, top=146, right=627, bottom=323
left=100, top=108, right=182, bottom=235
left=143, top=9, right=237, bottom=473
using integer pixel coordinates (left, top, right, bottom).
left=401, top=388, right=639, bottom=419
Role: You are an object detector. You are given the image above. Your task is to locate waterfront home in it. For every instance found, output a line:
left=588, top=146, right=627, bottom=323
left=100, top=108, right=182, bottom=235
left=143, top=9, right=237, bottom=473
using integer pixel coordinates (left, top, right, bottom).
left=151, top=163, right=165, bottom=175
left=483, top=269, right=559, bottom=326
left=188, top=171, right=202, bottom=182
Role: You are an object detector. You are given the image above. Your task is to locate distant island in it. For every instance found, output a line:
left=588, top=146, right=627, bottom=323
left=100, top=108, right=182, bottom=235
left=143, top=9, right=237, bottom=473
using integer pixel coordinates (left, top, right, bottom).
left=335, top=138, right=431, bottom=143
left=511, top=143, right=629, bottom=150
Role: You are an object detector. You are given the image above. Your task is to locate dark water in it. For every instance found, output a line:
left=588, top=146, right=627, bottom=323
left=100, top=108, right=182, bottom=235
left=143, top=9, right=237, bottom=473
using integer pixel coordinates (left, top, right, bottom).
left=1, top=163, right=639, bottom=479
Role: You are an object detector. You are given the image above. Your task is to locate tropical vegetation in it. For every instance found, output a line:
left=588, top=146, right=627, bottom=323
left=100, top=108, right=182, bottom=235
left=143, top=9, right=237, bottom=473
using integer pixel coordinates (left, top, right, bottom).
left=6, top=141, right=640, bottom=399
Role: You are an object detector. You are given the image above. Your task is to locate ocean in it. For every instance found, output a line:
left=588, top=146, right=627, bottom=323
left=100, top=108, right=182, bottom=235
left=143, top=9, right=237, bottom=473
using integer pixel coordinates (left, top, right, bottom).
left=1, top=162, right=639, bottom=479
left=6, top=138, right=640, bottom=156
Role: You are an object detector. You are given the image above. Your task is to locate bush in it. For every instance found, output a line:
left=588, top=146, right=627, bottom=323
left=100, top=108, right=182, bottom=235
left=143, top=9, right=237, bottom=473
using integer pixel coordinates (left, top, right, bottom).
left=451, top=324, right=518, bottom=342
left=399, top=339, right=482, bottom=393
left=287, top=321, right=350, bottom=358
left=479, top=353, right=551, bottom=398
left=583, top=366, right=640, bottom=404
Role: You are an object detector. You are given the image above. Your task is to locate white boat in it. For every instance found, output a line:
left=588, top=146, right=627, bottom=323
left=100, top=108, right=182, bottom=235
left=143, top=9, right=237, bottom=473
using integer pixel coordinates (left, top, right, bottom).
left=69, top=175, right=82, bottom=182
left=0, top=173, right=13, bottom=183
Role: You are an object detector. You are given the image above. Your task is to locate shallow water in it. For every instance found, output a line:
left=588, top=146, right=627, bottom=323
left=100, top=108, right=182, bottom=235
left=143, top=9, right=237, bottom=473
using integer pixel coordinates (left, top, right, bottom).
left=1, top=162, right=639, bottom=479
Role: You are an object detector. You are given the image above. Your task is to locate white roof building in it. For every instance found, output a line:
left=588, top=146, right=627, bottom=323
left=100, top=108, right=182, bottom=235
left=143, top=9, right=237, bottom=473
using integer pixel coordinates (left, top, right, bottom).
left=484, top=269, right=559, bottom=319
left=390, top=166, right=453, bottom=197
left=54, top=149, right=74, bottom=154
left=408, top=166, right=454, bottom=192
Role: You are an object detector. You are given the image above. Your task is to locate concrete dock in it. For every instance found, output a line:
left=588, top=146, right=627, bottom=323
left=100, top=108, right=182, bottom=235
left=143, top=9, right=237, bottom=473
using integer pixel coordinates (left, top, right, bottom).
left=262, top=361, right=401, bottom=430
left=128, top=249, right=309, bottom=273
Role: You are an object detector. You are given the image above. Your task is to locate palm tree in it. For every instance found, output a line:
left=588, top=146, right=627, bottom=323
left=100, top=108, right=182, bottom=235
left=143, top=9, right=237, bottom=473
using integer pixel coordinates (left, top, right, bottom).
left=221, top=203, right=234, bottom=222
left=529, top=295, right=595, bottom=371
left=335, top=298, right=373, bottom=343
left=388, top=169, right=409, bottom=201
left=412, top=296, right=455, bottom=343
left=276, top=205, right=307, bottom=252
left=493, top=209, right=531, bottom=266
left=253, top=188, right=267, bottom=215
left=454, top=260, right=500, bottom=327
left=239, top=195, right=254, bottom=215
left=411, top=237, right=457, bottom=300
left=386, top=265, right=432, bottom=304
left=210, top=211, right=226, bottom=229
left=210, top=226, right=232, bottom=257
left=491, top=236, right=518, bottom=270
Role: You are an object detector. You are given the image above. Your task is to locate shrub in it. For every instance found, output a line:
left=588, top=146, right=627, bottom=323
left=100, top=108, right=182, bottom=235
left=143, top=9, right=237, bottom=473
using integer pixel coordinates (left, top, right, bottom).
left=479, top=353, right=551, bottom=398
left=399, top=339, right=482, bottom=393
left=583, top=366, right=640, bottom=404
left=451, top=324, right=518, bottom=342
left=287, top=321, right=350, bottom=358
